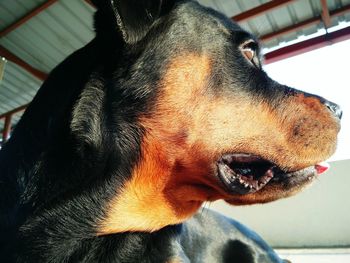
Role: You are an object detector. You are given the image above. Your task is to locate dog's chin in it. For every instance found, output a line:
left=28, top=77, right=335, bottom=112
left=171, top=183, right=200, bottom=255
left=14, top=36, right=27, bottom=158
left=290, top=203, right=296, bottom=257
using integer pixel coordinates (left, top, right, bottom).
left=216, top=153, right=329, bottom=204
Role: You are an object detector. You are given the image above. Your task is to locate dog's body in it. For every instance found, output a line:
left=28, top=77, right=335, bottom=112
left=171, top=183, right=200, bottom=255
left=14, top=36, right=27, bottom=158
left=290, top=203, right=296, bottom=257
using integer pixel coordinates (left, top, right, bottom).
left=0, top=0, right=341, bottom=262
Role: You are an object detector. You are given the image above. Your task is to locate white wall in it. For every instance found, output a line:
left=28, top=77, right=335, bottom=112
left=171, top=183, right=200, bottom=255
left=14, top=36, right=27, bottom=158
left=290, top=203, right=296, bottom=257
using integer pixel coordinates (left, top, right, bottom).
left=211, top=159, right=350, bottom=248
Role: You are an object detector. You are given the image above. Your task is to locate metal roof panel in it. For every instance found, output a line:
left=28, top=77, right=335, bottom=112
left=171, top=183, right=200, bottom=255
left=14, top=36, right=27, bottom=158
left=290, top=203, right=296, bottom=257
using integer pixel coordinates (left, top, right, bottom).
left=0, top=0, right=46, bottom=31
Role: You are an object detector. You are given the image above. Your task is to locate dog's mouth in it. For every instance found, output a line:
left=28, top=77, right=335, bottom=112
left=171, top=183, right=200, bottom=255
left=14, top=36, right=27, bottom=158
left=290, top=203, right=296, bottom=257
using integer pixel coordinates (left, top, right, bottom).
left=217, top=153, right=329, bottom=195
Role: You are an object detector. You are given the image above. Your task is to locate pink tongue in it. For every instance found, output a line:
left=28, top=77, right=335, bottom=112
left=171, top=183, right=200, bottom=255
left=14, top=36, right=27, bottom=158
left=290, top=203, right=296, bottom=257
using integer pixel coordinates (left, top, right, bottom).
left=315, top=162, right=330, bottom=175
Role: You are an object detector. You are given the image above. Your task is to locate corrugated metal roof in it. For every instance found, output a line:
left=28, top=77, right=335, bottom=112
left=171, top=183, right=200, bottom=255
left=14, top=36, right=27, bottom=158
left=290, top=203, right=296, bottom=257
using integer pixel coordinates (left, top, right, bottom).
left=0, top=0, right=95, bottom=134
left=0, top=0, right=47, bottom=30
left=200, top=0, right=350, bottom=47
left=1, top=0, right=350, bottom=134
left=0, top=0, right=95, bottom=72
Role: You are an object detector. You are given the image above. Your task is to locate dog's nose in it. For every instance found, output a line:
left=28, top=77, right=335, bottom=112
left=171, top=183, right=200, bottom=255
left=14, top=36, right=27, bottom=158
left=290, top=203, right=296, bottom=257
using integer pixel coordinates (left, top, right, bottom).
left=323, top=100, right=342, bottom=120
left=301, top=91, right=342, bottom=120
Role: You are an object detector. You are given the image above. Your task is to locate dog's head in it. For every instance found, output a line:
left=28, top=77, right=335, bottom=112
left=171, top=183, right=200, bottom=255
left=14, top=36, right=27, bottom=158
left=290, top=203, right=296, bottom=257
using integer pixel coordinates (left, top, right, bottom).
left=84, top=0, right=341, bottom=234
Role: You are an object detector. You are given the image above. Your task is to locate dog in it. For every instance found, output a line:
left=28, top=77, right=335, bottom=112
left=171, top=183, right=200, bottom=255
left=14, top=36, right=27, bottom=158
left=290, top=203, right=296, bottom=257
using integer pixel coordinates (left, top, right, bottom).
left=0, top=0, right=341, bottom=262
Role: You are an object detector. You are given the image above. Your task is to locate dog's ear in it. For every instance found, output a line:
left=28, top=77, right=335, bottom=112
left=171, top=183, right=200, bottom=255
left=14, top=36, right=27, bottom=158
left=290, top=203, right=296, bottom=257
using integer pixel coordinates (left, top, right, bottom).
left=92, top=0, right=173, bottom=44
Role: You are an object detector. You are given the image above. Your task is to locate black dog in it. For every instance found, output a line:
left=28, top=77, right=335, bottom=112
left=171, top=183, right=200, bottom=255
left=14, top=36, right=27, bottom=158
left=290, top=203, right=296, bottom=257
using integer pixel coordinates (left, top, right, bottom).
left=0, top=0, right=341, bottom=262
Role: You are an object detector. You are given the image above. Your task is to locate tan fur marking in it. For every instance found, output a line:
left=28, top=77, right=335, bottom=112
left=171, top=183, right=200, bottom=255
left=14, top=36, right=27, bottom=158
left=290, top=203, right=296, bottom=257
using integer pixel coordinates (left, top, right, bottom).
left=99, top=54, right=213, bottom=234
left=166, top=259, right=183, bottom=263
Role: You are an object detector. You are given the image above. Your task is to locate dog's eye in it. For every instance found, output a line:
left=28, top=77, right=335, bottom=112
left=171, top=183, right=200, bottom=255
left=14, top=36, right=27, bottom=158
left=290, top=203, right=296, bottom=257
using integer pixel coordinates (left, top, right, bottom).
left=240, top=40, right=260, bottom=68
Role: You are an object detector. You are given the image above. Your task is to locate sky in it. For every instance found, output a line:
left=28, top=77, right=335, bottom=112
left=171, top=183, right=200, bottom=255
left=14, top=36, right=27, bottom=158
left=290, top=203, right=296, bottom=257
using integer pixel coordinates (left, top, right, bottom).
left=264, top=39, right=350, bottom=162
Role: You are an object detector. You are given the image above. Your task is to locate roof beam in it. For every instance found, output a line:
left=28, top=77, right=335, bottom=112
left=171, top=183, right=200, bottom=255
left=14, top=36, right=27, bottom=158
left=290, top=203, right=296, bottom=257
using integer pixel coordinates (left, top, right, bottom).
left=0, top=0, right=59, bottom=38
left=0, top=0, right=79, bottom=122
left=0, top=103, right=29, bottom=120
left=320, top=0, right=332, bottom=28
left=330, top=3, right=350, bottom=17
left=261, top=17, right=321, bottom=42
left=260, top=3, right=350, bottom=42
left=84, top=0, right=95, bottom=8
left=232, top=0, right=295, bottom=22
left=0, top=0, right=54, bottom=82
left=2, top=115, right=12, bottom=142
left=264, top=26, right=350, bottom=64
left=0, top=45, right=47, bottom=81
